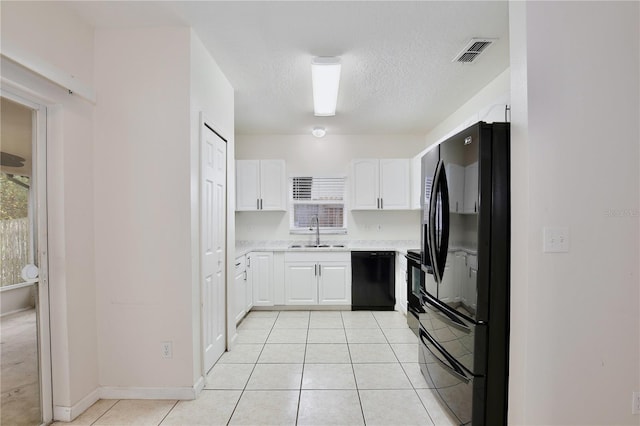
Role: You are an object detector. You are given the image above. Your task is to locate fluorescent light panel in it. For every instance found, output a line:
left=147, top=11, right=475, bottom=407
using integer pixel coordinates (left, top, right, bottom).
left=312, top=57, right=341, bottom=116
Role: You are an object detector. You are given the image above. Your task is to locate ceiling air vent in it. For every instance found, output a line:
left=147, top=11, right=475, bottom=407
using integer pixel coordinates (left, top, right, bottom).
left=453, top=38, right=496, bottom=63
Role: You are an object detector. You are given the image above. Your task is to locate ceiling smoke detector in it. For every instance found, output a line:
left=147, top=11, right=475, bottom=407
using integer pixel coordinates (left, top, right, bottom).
left=452, top=38, right=496, bottom=63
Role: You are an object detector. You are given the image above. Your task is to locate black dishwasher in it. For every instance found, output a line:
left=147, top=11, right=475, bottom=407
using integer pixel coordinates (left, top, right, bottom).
left=351, top=251, right=395, bottom=310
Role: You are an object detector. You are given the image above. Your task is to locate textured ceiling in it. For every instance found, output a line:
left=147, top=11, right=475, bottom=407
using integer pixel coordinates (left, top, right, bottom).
left=66, top=1, right=510, bottom=135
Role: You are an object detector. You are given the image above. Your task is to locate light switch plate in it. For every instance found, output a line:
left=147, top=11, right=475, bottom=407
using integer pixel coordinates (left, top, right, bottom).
left=543, top=227, right=569, bottom=253
left=633, top=391, right=640, bottom=415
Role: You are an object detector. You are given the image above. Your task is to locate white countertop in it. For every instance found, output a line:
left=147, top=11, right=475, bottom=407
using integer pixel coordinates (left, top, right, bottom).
left=235, top=240, right=420, bottom=258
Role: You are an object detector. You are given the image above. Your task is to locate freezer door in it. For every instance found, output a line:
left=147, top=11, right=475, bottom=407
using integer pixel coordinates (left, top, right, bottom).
left=420, top=289, right=482, bottom=375
left=419, top=327, right=477, bottom=425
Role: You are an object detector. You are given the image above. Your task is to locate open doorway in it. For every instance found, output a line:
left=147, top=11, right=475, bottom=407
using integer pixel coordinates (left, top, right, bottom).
left=1, top=95, right=51, bottom=425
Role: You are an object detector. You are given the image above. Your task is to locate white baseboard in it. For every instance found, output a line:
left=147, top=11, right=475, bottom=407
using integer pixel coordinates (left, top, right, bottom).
left=53, top=380, right=204, bottom=422
left=53, top=388, right=100, bottom=422
left=99, top=384, right=199, bottom=400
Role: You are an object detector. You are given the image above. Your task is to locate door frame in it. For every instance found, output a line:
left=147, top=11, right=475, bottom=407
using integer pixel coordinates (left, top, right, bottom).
left=1, top=88, right=53, bottom=424
left=199, top=112, right=229, bottom=377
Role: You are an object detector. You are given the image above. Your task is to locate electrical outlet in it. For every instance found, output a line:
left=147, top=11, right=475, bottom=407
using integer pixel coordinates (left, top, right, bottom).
left=161, top=341, right=173, bottom=359
left=633, top=391, right=640, bottom=415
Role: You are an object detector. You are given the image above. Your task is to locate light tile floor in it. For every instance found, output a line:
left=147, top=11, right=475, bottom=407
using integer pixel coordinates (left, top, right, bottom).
left=53, top=310, right=459, bottom=425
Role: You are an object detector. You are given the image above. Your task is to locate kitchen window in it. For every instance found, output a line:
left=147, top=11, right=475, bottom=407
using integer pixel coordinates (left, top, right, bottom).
left=290, top=176, right=346, bottom=234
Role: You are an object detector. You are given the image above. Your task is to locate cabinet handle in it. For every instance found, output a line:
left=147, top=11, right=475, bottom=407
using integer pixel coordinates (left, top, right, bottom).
left=247, top=258, right=251, bottom=267
left=474, top=202, right=477, bottom=213
left=314, top=264, right=317, bottom=276
left=318, top=264, right=321, bottom=276
left=260, top=199, right=263, bottom=210
left=235, top=262, right=241, bottom=267
left=456, top=201, right=459, bottom=212
left=257, top=199, right=260, bottom=210
left=381, top=198, right=384, bottom=209
left=377, top=198, right=380, bottom=209
left=244, top=271, right=247, bottom=280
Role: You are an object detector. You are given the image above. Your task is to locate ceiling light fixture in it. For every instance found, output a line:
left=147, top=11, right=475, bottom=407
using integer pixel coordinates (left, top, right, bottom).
left=312, top=127, right=326, bottom=138
left=311, top=57, right=341, bottom=116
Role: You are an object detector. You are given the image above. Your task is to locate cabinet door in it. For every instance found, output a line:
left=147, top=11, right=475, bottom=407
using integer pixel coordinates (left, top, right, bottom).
left=284, top=262, right=318, bottom=305
left=260, top=159, right=286, bottom=211
left=446, top=163, right=465, bottom=213
left=351, top=159, right=380, bottom=210
left=410, top=155, right=422, bottom=210
left=236, top=160, right=261, bottom=211
left=318, top=262, right=351, bottom=305
left=250, top=252, right=274, bottom=306
left=395, top=255, right=408, bottom=314
left=245, top=262, right=253, bottom=312
left=380, top=159, right=410, bottom=210
left=234, top=271, right=246, bottom=324
left=463, top=162, right=479, bottom=214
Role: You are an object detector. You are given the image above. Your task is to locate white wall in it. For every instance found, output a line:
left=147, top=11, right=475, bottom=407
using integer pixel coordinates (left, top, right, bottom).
left=424, top=68, right=510, bottom=149
left=509, top=2, right=639, bottom=425
left=94, top=27, right=194, bottom=390
left=1, top=2, right=98, bottom=415
left=235, top=134, right=424, bottom=242
left=189, top=31, right=236, bottom=381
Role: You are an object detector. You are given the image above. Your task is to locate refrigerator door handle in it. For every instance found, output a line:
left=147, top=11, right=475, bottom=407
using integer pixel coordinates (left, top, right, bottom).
left=420, top=328, right=471, bottom=383
left=427, top=164, right=441, bottom=283
left=428, top=160, right=449, bottom=283
left=421, top=289, right=472, bottom=333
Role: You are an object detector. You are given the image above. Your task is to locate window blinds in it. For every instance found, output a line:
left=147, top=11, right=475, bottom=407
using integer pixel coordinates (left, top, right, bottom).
left=291, top=177, right=346, bottom=231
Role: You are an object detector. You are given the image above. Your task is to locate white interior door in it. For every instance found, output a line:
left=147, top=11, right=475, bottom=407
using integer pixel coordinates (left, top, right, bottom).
left=201, top=120, right=227, bottom=372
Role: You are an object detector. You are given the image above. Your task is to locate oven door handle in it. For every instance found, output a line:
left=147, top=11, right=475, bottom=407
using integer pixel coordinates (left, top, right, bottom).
left=420, top=328, right=471, bottom=383
left=421, top=289, right=472, bottom=333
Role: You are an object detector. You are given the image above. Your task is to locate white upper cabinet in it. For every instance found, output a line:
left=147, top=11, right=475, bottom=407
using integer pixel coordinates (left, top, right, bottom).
left=236, top=159, right=286, bottom=211
left=351, top=159, right=379, bottom=210
left=351, top=158, right=410, bottom=210
left=463, top=162, right=479, bottom=214
left=410, top=155, right=422, bottom=210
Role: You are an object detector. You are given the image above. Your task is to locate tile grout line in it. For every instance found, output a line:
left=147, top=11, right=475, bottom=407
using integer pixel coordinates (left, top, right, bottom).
left=89, top=399, right=120, bottom=426
left=342, top=310, right=367, bottom=426
left=381, top=312, right=438, bottom=426
left=156, top=400, right=180, bottom=425
left=225, top=311, right=279, bottom=425
left=294, top=311, right=310, bottom=425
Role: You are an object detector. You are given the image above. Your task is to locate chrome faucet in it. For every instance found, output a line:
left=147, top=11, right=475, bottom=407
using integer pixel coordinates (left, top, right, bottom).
left=310, top=215, right=320, bottom=247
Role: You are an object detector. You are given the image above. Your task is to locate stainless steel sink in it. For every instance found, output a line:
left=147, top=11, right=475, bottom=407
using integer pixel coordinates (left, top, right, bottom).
left=288, top=244, right=346, bottom=249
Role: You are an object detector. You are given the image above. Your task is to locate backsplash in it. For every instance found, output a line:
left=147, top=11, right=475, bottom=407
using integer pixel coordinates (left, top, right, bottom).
left=235, top=209, right=422, bottom=242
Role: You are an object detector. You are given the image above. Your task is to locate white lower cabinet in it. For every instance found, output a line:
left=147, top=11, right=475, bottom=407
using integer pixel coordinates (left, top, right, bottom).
left=284, top=262, right=318, bottom=305
left=248, top=251, right=274, bottom=307
left=395, top=253, right=407, bottom=314
left=318, top=262, right=350, bottom=305
left=284, top=252, right=351, bottom=306
left=234, top=255, right=247, bottom=324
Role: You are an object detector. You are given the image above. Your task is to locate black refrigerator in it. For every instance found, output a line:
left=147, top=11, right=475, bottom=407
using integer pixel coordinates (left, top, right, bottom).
left=419, top=122, right=510, bottom=425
